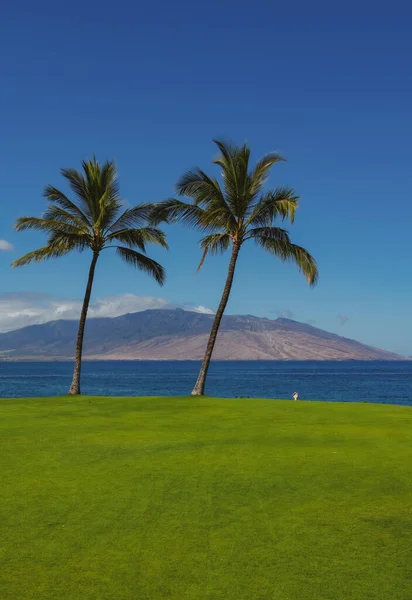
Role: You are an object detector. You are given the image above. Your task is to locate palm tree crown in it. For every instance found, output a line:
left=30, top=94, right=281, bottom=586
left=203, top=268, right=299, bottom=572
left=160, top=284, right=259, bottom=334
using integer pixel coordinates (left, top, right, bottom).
left=12, top=157, right=167, bottom=396
left=152, top=139, right=317, bottom=284
left=152, top=139, right=318, bottom=396
left=13, top=157, right=167, bottom=282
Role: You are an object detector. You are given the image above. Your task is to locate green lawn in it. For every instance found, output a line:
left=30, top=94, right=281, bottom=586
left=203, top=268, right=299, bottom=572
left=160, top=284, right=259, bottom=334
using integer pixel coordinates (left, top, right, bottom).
left=1, top=396, right=411, bottom=599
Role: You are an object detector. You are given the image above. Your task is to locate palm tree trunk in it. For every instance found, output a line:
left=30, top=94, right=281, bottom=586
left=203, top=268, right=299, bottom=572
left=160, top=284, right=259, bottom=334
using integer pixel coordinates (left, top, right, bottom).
left=68, top=251, right=99, bottom=395
left=191, top=242, right=241, bottom=396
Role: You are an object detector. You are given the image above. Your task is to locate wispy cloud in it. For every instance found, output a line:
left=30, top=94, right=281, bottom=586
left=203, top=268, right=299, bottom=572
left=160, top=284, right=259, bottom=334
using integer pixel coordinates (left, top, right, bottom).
left=0, top=240, right=13, bottom=251
left=0, top=292, right=214, bottom=333
left=270, top=309, right=294, bottom=319
left=337, top=314, right=349, bottom=326
left=191, top=305, right=214, bottom=315
left=181, top=301, right=214, bottom=315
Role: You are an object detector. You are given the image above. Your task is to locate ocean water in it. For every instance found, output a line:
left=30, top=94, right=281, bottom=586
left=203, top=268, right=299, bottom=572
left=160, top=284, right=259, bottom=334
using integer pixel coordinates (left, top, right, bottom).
left=0, top=360, right=411, bottom=405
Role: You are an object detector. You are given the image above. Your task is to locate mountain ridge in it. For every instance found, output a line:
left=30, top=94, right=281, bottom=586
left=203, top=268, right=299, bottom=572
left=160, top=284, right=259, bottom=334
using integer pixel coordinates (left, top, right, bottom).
left=0, top=309, right=405, bottom=361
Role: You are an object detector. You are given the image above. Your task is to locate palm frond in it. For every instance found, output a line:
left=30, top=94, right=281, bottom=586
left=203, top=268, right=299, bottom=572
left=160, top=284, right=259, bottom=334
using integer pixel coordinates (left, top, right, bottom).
left=81, top=157, right=103, bottom=220
left=235, top=142, right=252, bottom=216
left=255, top=237, right=318, bottom=286
left=97, top=163, right=122, bottom=229
left=115, top=247, right=165, bottom=285
left=248, top=153, right=285, bottom=200
left=247, top=226, right=290, bottom=243
left=176, top=168, right=237, bottom=231
left=108, top=203, right=153, bottom=232
left=246, top=188, right=299, bottom=227
left=99, top=160, right=120, bottom=204
left=80, top=158, right=122, bottom=230
left=212, top=139, right=242, bottom=216
left=48, top=231, right=90, bottom=253
left=13, top=157, right=168, bottom=278
left=150, top=199, right=217, bottom=232
left=11, top=242, right=76, bottom=267
left=42, top=205, right=91, bottom=233
left=197, top=233, right=231, bottom=270
left=201, top=203, right=237, bottom=233
left=60, top=167, right=94, bottom=221
left=95, top=195, right=123, bottom=231
left=212, top=138, right=240, bottom=159
left=14, top=217, right=86, bottom=235
left=176, top=168, right=223, bottom=205
left=106, top=227, right=168, bottom=251
left=43, top=185, right=93, bottom=227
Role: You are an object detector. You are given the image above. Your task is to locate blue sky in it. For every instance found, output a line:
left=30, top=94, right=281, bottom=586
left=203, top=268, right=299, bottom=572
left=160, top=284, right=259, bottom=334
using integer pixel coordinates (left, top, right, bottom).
left=0, top=2, right=411, bottom=354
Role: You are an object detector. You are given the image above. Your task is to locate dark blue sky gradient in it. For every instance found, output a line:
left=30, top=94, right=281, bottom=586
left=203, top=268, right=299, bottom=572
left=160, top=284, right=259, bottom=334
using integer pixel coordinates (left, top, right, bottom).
left=1, top=3, right=411, bottom=353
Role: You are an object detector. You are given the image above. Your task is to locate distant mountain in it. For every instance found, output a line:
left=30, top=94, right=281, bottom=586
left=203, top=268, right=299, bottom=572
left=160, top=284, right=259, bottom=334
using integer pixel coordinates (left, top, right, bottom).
left=0, top=309, right=405, bottom=361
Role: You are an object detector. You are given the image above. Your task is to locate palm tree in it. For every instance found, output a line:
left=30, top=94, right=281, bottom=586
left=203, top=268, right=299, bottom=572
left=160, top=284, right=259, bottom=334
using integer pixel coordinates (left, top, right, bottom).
left=12, top=157, right=167, bottom=395
left=152, top=139, right=318, bottom=396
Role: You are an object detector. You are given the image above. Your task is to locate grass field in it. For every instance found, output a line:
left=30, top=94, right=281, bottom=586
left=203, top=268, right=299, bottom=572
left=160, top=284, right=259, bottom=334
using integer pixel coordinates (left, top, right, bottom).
left=1, top=395, right=411, bottom=599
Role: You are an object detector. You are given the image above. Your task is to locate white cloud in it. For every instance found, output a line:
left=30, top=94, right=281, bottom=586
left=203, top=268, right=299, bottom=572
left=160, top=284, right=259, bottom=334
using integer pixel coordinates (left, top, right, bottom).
left=0, top=240, right=14, bottom=251
left=270, top=309, right=294, bottom=319
left=191, top=305, right=214, bottom=315
left=83, top=294, right=172, bottom=319
left=0, top=292, right=214, bottom=333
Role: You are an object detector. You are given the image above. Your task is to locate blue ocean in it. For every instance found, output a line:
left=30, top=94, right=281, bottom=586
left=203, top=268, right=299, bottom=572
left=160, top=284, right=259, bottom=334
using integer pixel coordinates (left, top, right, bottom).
left=0, top=360, right=411, bottom=405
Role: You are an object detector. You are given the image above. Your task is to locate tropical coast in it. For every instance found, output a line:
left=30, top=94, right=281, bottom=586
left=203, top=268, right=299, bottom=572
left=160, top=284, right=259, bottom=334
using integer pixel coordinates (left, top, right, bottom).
left=1, top=6, right=411, bottom=600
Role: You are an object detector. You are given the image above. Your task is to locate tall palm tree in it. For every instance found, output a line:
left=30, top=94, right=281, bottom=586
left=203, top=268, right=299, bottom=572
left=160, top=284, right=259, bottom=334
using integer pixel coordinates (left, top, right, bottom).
left=12, top=157, right=167, bottom=395
left=152, top=139, right=318, bottom=396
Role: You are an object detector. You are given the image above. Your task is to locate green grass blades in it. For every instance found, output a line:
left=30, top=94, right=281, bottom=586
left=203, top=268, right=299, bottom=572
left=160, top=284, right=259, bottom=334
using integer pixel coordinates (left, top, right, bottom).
left=1, top=396, right=411, bottom=599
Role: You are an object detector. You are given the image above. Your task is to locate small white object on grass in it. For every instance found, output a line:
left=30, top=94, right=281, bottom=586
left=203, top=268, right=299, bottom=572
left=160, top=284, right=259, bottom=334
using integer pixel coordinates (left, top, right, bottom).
left=293, top=392, right=299, bottom=401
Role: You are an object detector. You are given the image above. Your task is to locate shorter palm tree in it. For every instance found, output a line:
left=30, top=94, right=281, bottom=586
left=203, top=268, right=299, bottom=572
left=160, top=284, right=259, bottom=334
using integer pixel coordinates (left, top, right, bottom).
left=12, top=157, right=167, bottom=395
left=152, top=139, right=318, bottom=396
